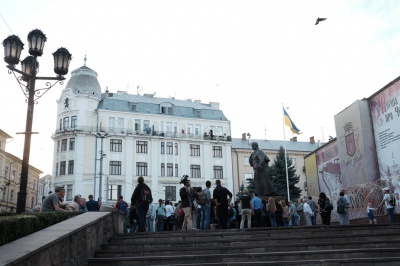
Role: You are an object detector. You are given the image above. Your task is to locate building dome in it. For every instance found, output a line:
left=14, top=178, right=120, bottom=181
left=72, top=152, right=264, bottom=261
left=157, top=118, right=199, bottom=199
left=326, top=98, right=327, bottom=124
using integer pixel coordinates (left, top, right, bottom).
left=65, top=65, right=101, bottom=99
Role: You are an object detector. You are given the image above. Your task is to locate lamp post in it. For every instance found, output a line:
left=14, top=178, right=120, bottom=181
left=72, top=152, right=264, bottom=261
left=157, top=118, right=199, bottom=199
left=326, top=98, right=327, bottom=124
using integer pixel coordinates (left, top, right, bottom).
left=96, top=132, right=108, bottom=202
left=3, top=29, right=72, bottom=214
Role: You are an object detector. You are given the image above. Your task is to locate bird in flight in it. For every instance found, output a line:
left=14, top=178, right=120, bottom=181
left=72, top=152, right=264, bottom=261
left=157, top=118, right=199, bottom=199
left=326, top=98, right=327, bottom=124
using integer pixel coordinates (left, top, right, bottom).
left=315, top=17, right=327, bottom=25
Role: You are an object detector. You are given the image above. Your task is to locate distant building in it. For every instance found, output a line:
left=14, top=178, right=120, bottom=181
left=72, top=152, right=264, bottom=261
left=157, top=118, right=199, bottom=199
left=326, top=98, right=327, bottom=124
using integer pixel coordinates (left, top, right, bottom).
left=38, top=174, right=52, bottom=205
left=232, top=133, right=322, bottom=199
left=0, top=129, right=42, bottom=212
left=52, top=64, right=233, bottom=207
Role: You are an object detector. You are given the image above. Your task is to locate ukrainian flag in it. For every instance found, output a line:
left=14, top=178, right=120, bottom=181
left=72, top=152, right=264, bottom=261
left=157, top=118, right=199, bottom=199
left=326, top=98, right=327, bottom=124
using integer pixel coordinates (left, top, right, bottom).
left=283, top=108, right=301, bottom=135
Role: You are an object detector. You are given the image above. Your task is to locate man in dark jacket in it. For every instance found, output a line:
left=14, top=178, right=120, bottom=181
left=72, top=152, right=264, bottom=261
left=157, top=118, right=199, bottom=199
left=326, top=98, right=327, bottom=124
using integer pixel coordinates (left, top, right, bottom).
left=86, top=194, right=101, bottom=211
left=179, top=175, right=198, bottom=230
left=213, top=179, right=232, bottom=229
left=131, top=176, right=153, bottom=232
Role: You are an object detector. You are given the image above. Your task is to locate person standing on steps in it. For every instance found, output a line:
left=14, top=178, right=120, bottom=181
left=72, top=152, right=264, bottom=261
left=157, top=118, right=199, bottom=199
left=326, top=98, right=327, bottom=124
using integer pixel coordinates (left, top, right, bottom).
left=213, top=179, right=232, bottom=229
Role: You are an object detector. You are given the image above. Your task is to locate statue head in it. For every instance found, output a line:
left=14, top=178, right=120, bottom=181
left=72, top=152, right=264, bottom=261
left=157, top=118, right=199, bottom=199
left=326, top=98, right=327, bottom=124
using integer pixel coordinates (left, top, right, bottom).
left=251, top=142, right=258, bottom=150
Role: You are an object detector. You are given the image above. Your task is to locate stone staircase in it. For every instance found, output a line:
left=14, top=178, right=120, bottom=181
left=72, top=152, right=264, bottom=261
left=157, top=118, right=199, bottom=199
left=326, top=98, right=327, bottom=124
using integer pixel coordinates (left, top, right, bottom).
left=89, top=224, right=400, bottom=265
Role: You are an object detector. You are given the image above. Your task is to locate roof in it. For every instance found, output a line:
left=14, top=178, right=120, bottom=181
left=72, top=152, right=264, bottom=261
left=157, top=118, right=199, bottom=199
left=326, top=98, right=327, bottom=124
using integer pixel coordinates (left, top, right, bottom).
left=232, top=138, right=323, bottom=153
left=98, top=93, right=229, bottom=121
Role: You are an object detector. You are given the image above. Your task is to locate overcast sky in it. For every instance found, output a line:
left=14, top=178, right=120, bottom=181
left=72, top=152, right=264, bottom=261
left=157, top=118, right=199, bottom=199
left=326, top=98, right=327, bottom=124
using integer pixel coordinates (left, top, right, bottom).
left=1, top=0, right=400, bottom=176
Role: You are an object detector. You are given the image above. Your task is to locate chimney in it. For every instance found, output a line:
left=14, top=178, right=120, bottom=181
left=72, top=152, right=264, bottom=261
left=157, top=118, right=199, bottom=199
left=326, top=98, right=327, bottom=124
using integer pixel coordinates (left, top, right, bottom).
left=242, top=133, right=246, bottom=140
left=310, top=136, right=315, bottom=144
left=291, top=136, right=297, bottom=142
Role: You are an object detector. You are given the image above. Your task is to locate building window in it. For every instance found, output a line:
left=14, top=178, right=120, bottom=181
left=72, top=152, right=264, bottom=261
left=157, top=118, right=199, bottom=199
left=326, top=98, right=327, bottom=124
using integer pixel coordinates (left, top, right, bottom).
left=60, top=161, right=66, bottom=175
left=136, top=162, right=148, bottom=176
left=167, top=163, right=173, bottom=176
left=161, top=163, right=165, bottom=176
left=175, top=164, right=178, bottom=177
left=71, top=116, right=77, bottom=128
left=213, top=146, right=223, bottom=157
left=130, top=104, right=136, bottom=111
left=136, top=141, right=148, bottom=153
left=59, top=119, right=62, bottom=131
left=55, top=163, right=59, bottom=177
left=190, top=144, right=200, bottom=156
left=167, top=142, right=173, bottom=154
left=12, top=170, right=15, bottom=180
left=57, top=140, right=60, bottom=153
left=108, top=185, right=122, bottom=200
left=63, top=117, right=69, bottom=130
left=110, top=139, right=122, bottom=152
left=110, top=161, right=122, bottom=175
left=190, top=164, right=201, bottom=178
left=213, top=166, right=223, bottom=179
left=68, top=160, right=74, bottom=175
left=61, top=139, right=67, bottom=152
left=175, top=143, right=178, bottom=155
left=195, top=110, right=201, bottom=117
left=165, top=186, right=176, bottom=201
left=244, top=157, right=250, bottom=166
left=66, top=184, right=73, bottom=201
left=69, top=138, right=75, bottom=151
left=161, top=142, right=165, bottom=154
left=10, top=190, right=14, bottom=203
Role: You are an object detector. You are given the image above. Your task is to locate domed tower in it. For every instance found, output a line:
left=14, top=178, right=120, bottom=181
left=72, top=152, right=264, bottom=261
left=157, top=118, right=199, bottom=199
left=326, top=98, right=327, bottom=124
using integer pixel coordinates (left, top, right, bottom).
left=52, top=59, right=102, bottom=198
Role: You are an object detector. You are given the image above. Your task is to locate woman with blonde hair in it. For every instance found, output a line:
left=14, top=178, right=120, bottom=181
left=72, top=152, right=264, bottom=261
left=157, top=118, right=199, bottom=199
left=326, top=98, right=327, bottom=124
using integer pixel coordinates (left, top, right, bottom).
left=267, top=197, right=277, bottom=227
left=240, top=188, right=252, bottom=229
left=281, top=200, right=290, bottom=227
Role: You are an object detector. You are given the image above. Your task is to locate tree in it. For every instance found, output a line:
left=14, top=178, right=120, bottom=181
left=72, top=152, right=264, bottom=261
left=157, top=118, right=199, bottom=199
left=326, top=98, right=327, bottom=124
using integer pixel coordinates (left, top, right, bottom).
left=268, top=146, right=302, bottom=201
left=235, top=182, right=245, bottom=200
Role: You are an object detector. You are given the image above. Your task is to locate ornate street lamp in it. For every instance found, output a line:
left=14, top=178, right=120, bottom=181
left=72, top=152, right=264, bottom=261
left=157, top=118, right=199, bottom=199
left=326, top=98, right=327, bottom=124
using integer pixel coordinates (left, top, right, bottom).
left=2, top=29, right=72, bottom=214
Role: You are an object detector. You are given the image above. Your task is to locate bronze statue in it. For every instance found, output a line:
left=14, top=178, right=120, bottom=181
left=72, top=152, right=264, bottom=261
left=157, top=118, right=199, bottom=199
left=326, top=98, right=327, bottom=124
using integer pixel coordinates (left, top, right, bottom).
left=249, top=142, right=275, bottom=196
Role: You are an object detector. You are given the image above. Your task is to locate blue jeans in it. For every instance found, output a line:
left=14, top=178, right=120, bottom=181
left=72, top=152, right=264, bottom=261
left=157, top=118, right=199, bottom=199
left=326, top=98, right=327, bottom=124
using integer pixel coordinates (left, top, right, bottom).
left=157, top=215, right=165, bottom=231
left=269, top=213, right=277, bottom=227
left=200, top=205, right=211, bottom=230
left=311, top=212, right=317, bottom=225
left=146, top=216, right=154, bottom=232
left=291, top=214, right=298, bottom=226
left=387, top=207, right=396, bottom=224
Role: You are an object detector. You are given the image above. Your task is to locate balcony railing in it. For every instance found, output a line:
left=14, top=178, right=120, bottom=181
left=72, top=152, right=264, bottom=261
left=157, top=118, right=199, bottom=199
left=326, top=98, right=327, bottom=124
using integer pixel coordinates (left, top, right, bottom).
left=54, top=125, right=231, bottom=142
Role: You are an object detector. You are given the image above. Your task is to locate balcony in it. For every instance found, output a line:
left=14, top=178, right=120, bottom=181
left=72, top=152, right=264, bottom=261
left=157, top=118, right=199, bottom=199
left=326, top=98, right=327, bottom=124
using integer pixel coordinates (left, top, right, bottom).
left=53, top=125, right=232, bottom=142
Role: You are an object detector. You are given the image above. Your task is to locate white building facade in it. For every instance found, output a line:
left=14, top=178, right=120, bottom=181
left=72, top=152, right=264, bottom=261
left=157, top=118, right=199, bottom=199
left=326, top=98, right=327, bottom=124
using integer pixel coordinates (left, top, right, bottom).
left=52, top=65, right=233, bottom=207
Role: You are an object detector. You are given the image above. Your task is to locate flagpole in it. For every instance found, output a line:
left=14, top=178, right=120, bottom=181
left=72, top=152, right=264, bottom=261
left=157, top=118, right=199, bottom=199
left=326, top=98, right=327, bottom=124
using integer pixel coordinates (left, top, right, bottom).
left=282, top=104, right=290, bottom=202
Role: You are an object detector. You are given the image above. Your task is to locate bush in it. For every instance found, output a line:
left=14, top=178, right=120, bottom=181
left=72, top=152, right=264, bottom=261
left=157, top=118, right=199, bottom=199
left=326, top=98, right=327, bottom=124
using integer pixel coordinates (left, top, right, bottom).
left=0, top=212, right=69, bottom=246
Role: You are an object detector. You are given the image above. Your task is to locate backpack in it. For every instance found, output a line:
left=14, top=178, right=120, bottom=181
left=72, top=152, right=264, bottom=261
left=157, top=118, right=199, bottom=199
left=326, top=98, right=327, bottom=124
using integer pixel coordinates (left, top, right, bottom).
left=140, top=186, right=152, bottom=204
left=389, top=195, right=397, bottom=207
left=196, top=190, right=206, bottom=206
left=119, top=201, right=128, bottom=215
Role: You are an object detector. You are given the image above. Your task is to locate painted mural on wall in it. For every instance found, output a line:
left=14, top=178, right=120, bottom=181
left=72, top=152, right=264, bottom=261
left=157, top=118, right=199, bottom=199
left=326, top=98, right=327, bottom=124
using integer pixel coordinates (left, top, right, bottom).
left=316, top=141, right=340, bottom=197
left=370, top=79, right=400, bottom=211
left=334, top=100, right=382, bottom=219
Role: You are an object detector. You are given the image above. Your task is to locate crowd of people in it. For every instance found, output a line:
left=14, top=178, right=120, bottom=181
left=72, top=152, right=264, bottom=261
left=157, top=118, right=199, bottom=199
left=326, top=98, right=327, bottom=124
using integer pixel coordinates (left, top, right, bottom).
left=36, top=178, right=397, bottom=231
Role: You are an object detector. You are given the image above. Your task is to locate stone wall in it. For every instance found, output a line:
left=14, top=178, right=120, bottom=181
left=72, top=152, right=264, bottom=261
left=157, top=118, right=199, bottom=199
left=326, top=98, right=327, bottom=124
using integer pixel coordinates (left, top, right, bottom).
left=0, top=211, right=124, bottom=266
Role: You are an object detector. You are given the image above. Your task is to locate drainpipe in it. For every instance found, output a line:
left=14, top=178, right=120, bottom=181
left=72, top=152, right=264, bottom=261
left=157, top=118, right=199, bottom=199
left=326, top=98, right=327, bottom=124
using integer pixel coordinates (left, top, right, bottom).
left=233, top=148, right=240, bottom=198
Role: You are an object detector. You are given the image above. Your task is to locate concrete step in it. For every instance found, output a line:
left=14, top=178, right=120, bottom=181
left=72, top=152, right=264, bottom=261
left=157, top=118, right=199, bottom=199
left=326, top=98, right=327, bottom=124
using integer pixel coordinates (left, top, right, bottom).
left=89, top=248, right=400, bottom=265
left=108, top=224, right=400, bottom=244
left=89, top=224, right=400, bottom=265
left=103, top=231, right=400, bottom=250
left=95, top=239, right=400, bottom=258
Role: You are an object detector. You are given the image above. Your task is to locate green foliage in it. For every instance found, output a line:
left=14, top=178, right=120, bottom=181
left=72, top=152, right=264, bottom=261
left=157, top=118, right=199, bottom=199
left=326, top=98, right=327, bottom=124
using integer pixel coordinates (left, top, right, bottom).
left=0, top=212, right=69, bottom=246
left=235, top=182, right=245, bottom=200
left=268, top=146, right=302, bottom=201
left=245, top=177, right=255, bottom=196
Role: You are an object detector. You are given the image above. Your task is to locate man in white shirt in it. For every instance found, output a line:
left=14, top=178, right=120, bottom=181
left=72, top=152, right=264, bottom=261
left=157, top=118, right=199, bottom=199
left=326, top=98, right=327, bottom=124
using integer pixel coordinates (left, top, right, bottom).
left=303, top=198, right=313, bottom=226
left=378, top=187, right=396, bottom=224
